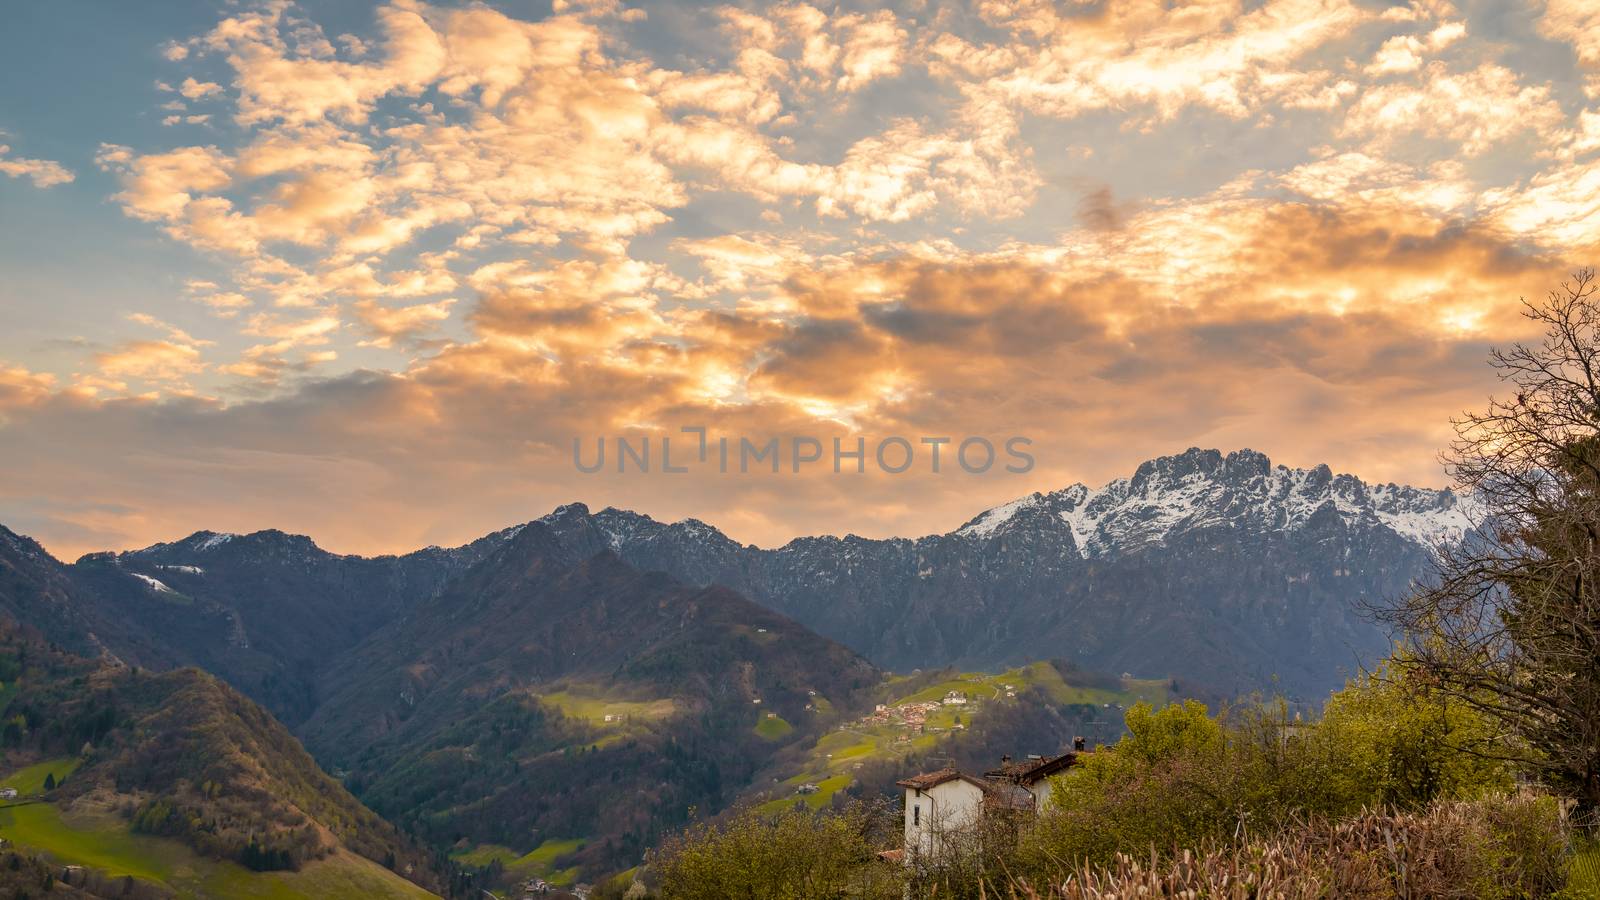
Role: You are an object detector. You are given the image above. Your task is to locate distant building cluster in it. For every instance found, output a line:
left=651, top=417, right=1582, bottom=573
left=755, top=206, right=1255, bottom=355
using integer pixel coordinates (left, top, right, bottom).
left=861, top=689, right=977, bottom=737
left=518, top=877, right=593, bottom=899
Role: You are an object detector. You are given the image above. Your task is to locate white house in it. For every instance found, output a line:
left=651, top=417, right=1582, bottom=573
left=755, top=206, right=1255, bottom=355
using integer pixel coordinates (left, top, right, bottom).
left=894, top=768, right=992, bottom=860
left=891, top=745, right=1083, bottom=862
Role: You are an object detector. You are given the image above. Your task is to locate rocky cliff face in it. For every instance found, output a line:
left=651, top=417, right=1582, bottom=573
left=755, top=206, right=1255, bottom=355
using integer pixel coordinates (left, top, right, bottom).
left=527, top=449, right=1477, bottom=700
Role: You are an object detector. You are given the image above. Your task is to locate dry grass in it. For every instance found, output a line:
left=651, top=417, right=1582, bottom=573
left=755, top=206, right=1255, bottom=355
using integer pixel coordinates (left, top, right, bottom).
left=1001, top=796, right=1568, bottom=899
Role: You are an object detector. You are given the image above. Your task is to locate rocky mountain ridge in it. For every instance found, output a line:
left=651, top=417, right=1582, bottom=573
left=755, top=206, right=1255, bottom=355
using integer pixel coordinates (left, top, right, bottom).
left=2, top=447, right=1477, bottom=707
left=954, top=448, right=1476, bottom=553
left=521, top=448, right=1476, bottom=698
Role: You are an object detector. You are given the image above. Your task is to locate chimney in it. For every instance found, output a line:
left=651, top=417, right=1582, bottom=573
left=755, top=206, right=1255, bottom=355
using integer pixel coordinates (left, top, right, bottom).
left=1072, top=736, right=1086, bottom=752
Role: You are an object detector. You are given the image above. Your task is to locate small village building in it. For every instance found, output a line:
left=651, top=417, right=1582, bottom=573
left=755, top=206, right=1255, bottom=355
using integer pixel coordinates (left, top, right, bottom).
left=892, top=745, right=1083, bottom=862
left=983, top=752, right=1078, bottom=810
left=895, top=768, right=992, bottom=860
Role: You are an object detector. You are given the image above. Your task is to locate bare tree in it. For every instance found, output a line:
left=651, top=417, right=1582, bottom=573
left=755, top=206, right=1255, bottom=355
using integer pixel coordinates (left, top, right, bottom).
left=1381, top=269, right=1600, bottom=811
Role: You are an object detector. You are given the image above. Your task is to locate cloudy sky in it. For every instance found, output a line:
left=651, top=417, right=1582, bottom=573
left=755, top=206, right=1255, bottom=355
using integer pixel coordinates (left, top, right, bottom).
left=1, top=0, right=1596, bottom=558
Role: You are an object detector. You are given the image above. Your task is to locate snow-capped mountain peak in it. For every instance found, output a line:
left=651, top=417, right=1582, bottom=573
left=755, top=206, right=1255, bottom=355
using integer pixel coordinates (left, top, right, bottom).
left=957, top=448, right=1478, bottom=557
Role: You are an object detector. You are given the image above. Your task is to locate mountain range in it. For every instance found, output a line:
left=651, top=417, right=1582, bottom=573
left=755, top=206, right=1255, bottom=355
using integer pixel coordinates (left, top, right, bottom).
left=0, top=515, right=884, bottom=885
left=0, top=447, right=1476, bottom=890
left=6, top=447, right=1471, bottom=705
left=521, top=448, right=1474, bottom=698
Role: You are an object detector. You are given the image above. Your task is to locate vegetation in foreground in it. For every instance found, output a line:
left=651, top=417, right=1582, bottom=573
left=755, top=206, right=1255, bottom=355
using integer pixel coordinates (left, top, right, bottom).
left=642, top=677, right=1577, bottom=899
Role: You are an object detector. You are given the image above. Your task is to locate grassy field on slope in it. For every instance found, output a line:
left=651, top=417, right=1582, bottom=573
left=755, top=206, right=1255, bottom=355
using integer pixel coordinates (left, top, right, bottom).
left=0, top=800, right=436, bottom=899
left=753, top=662, right=1173, bottom=814
left=1, top=756, right=81, bottom=796
left=450, top=836, right=586, bottom=887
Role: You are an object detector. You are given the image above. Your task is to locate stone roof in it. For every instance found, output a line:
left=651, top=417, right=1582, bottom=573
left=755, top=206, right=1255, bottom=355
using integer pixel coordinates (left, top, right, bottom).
left=895, top=767, right=971, bottom=791
left=983, top=752, right=1077, bottom=785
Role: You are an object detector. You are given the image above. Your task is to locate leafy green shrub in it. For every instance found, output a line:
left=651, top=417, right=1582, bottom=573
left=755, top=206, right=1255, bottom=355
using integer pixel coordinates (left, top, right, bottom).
left=653, top=801, right=903, bottom=900
left=1020, top=669, right=1514, bottom=872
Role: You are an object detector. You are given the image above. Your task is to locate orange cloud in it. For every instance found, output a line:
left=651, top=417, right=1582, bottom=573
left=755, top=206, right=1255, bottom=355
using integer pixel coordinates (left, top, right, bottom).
left=0, top=144, right=73, bottom=188
left=353, top=298, right=455, bottom=348
left=1340, top=63, right=1564, bottom=156
left=94, top=340, right=205, bottom=382
left=6, top=0, right=1597, bottom=561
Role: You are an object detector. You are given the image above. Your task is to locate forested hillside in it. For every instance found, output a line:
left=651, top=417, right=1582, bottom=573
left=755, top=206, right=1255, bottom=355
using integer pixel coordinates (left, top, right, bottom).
left=0, top=620, right=442, bottom=897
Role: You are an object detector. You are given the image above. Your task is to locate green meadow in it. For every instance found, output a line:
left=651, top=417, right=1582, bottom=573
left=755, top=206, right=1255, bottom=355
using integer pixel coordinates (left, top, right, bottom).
left=754, top=713, right=794, bottom=740
left=1, top=756, right=81, bottom=797
left=0, top=793, right=435, bottom=899
left=450, top=836, right=586, bottom=886
left=749, top=662, right=1174, bottom=813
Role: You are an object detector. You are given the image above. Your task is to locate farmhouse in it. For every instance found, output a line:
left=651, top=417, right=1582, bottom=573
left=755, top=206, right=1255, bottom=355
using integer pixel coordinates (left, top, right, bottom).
left=890, top=742, right=1083, bottom=862
left=984, top=749, right=1079, bottom=810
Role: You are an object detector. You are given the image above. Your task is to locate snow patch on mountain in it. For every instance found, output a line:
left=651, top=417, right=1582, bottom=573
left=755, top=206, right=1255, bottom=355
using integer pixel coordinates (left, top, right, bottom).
left=130, top=573, right=174, bottom=593
left=194, top=532, right=236, bottom=552
left=958, top=495, right=1043, bottom=538
left=1368, top=486, right=1480, bottom=549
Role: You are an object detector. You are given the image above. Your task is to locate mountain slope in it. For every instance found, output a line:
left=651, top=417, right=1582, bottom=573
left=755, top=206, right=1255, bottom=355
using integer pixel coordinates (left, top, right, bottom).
left=524, top=449, right=1473, bottom=698
left=300, top=520, right=878, bottom=879
left=0, top=621, right=442, bottom=897
left=0, top=525, right=109, bottom=658
left=40, top=527, right=515, bottom=726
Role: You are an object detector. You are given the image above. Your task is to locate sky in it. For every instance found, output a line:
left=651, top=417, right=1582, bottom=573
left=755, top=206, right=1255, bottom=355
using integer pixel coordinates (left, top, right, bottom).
left=2, top=0, right=1598, bottom=559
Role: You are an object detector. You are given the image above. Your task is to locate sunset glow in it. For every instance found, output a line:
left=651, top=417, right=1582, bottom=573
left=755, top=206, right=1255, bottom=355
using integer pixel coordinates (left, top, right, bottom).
left=3, top=0, right=1596, bottom=557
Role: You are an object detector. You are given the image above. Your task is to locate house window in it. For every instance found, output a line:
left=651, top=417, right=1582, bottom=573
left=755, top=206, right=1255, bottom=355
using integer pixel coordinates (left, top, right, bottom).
left=913, top=804, right=920, bottom=827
